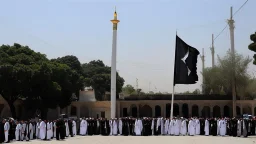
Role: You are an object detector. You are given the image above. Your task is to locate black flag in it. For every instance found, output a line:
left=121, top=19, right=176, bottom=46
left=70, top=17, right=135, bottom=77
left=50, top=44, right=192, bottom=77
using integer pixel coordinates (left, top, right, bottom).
left=174, top=35, right=200, bottom=85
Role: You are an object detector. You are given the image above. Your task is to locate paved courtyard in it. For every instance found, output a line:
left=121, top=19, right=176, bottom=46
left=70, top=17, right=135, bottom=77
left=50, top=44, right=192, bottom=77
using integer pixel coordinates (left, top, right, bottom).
left=16, top=135, right=256, bottom=144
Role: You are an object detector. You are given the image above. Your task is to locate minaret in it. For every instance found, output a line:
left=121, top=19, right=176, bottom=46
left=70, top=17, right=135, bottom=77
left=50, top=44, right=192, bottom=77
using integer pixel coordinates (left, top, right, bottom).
left=200, top=48, right=205, bottom=94
left=210, top=34, right=215, bottom=67
left=110, top=7, right=120, bottom=119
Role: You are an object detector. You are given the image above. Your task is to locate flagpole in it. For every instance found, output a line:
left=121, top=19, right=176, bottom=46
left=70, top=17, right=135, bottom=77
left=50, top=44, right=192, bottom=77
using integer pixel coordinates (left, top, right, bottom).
left=170, top=30, right=177, bottom=120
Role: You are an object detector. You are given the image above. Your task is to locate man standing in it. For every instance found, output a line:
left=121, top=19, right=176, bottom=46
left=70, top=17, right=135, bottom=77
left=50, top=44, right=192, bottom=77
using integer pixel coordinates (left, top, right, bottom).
left=4, top=119, right=9, bottom=142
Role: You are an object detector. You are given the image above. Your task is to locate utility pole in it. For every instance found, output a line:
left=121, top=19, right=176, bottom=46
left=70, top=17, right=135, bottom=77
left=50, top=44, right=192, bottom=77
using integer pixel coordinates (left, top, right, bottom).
left=136, top=78, right=139, bottom=94
left=149, top=82, right=151, bottom=92
left=210, top=34, right=215, bottom=67
left=200, top=48, right=205, bottom=94
left=227, top=6, right=236, bottom=117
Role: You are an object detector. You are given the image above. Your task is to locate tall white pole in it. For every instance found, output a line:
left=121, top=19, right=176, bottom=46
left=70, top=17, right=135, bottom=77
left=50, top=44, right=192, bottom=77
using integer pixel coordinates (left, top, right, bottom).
left=227, top=6, right=236, bottom=117
left=210, top=34, right=215, bottom=67
left=110, top=7, right=120, bottom=119
left=200, top=48, right=205, bottom=94
left=170, top=85, right=175, bottom=119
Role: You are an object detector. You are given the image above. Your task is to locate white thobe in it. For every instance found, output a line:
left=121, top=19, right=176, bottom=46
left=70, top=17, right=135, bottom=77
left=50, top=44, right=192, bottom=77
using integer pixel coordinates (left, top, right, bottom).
left=36, top=122, right=40, bottom=139
left=161, top=118, right=164, bottom=135
left=174, top=120, right=180, bottom=135
left=79, top=120, right=87, bottom=135
left=4, top=122, right=9, bottom=142
left=29, top=123, right=33, bottom=140
left=169, top=120, right=175, bottom=135
left=164, top=119, right=169, bottom=135
left=188, top=120, right=195, bottom=136
left=180, top=120, right=187, bottom=135
left=109, top=120, right=113, bottom=136
left=134, top=120, right=143, bottom=135
left=237, top=120, right=241, bottom=136
left=46, top=122, right=51, bottom=140
left=217, top=120, right=220, bottom=135
left=112, top=120, right=118, bottom=135
left=53, top=122, right=56, bottom=138
left=219, top=120, right=226, bottom=136
left=195, top=119, right=200, bottom=135
left=151, top=119, right=154, bottom=135
left=72, top=121, right=77, bottom=135
left=15, top=123, right=21, bottom=140
left=50, top=122, right=53, bottom=138
left=118, top=119, right=122, bottom=135
left=204, top=120, right=209, bottom=136
left=65, top=122, right=69, bottom=137
left=39, top=121, right=46, bottom=140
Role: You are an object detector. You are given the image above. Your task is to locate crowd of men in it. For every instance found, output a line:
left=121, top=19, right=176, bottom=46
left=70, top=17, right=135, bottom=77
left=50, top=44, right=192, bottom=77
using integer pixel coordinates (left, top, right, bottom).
left=0, top=117, right=255, bottom=143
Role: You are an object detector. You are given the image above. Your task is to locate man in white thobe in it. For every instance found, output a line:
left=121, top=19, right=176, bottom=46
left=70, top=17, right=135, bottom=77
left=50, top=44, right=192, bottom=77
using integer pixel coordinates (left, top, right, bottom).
left=164, top=118, right=169, bottom=135
left=195, top=118, right=200, bottom=135
left=36, top=120, right=41, bottom=139
left=65, top=121, right=69, bottom=137
left=174, top=118, right=180, bottom=136
left=15, top=121, right=21, bottom=141
left=237, top=119, right=242, bottom=137
left=188, top=118, right=195, bottom=136
left=204, top=118, right=209, bottom=136
left=134, top=119, right=143, bottom=136
left=112, top=118, right=118, bottom=136
left=39, top=120, right=46, bottom=140
left=72, top=120, right=77, bottom=136
left=219, top=118, right=226, bottom=136
left=80, top=118, right=87, bottom=136
left=3, top=119, right=9, bottom=143
left=180, top=118, right=187, bottom=136
left=169, top=118, right=175, bottom=135
left=161, top=117, right=164, bottom=135
left=29, top=121, right=33, bottom=140
left=118, top=118, right=122, bottom=135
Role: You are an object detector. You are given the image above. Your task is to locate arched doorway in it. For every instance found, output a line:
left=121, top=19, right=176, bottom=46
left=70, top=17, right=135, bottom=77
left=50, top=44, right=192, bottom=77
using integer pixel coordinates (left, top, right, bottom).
left=182, top=103, right=189, bottom=118
left=213, top=105, right=221, bottom=118
left=166, top=103, right=171, bottom=117
left=192, top=105, right=199, bottom=117
left=224, top=105, right=230, bottom=117
left=201, top=106, right=210, bottom=118
left=236, top=106, right=241, bottom=116
left=130, top=104, right=137, bottom=117
left=140, top=105, right=152, bottom=117
left=155, top=105, right=161, bottom=117
left=71, top=106, right=77, bottom=116
left=173, top=103, right=179, bottom=117
left=243, top=106, right=252, bottom=115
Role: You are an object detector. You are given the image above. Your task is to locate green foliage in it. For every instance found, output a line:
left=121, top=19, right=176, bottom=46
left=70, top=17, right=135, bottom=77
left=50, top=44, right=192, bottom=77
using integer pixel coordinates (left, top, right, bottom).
left=0, top=43, right=126, bottom=118
left=202, top=50, right=253, bottom=99
left=122, top=84, right=136, bottom=95
left=248, top=32, right=256, bottom=65
left=82, top=60, right=125, bottom=101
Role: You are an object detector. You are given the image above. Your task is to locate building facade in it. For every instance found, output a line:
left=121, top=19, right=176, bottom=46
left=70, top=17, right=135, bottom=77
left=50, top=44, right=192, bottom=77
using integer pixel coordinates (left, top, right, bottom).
left=0, top=90, right=256, bottom=120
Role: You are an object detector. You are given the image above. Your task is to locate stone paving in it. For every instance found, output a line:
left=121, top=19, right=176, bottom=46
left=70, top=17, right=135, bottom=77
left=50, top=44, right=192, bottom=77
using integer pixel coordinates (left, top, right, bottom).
left=15, top=135, right=256, bottom=144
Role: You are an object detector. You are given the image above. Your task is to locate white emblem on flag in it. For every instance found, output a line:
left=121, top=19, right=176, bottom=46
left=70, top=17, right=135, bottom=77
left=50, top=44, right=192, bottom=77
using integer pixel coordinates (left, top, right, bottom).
left=181, top=49, right=191, bottom=76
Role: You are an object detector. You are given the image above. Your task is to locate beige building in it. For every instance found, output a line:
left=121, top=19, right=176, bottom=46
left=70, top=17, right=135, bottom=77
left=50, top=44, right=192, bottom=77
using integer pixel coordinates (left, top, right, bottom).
left=1, top=89, right=256, bottom=120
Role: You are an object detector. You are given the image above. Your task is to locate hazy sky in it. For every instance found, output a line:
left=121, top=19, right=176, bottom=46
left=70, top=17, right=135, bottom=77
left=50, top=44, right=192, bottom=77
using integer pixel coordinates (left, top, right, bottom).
left=0, top=0, right=255, bottom=93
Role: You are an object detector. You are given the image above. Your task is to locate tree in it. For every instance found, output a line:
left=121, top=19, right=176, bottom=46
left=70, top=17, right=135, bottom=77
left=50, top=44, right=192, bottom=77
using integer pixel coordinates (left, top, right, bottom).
left=82, top=60, right=125, bottom=101
left=202, top=50, right=253, bottom=99
left=192, top=89, right=200, bottom=94
left=248, top=32, right=256, bottom=65
left=122, top=84, right=136, bottom=95
left=51, top=55, right=85, bottom=107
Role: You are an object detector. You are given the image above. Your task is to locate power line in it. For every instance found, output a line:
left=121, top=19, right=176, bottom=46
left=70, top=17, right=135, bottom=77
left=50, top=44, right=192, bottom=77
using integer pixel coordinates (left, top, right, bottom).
left=213, top=0, right=249, bottom=42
